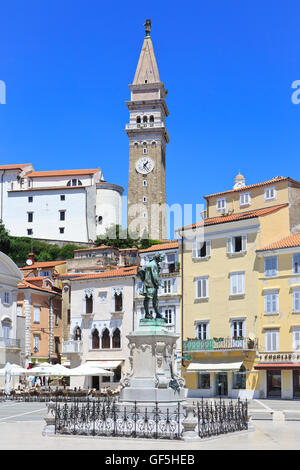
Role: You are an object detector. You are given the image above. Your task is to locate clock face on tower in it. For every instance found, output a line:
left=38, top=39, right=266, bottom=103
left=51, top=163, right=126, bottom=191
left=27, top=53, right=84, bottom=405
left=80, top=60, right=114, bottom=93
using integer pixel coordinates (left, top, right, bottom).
left=135, top=157, right=155, bottom=175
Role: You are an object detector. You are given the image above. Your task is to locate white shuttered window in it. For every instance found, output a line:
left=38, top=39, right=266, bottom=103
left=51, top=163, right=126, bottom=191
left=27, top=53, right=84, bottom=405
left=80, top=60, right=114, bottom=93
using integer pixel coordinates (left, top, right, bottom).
left=195, top=277, right=209, bottom=299
left=264, top=291, right=279, bottom=314
left=230, top=272, right=245, bottom=295
left=265, top=329, right=279, bottom=352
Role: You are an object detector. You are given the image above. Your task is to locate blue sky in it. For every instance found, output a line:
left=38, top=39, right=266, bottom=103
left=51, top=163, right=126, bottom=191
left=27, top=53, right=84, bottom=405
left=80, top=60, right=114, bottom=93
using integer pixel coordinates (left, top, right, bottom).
left=0, top=1, right=299, bottom=233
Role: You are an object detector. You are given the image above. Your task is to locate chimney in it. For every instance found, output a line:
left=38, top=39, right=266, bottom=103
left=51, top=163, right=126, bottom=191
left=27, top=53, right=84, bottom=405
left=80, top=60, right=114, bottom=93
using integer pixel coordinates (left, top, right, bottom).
left=27, top=253, right=35, bottom=264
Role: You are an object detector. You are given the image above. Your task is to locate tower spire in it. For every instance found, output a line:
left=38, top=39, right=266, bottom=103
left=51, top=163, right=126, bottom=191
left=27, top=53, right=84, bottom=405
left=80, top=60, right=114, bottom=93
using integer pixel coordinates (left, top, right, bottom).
left=133, top=19, right=160, bottom=85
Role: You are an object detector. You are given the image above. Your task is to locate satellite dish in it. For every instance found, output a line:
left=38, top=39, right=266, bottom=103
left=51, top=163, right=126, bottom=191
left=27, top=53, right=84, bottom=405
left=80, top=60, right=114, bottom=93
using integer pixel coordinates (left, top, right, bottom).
left=26, top=259, right=33, bottom=266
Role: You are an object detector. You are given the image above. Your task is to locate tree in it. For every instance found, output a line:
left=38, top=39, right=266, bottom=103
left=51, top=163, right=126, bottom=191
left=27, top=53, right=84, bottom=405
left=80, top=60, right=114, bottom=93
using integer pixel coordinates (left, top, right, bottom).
left=0, top=220, right=11, bottom=254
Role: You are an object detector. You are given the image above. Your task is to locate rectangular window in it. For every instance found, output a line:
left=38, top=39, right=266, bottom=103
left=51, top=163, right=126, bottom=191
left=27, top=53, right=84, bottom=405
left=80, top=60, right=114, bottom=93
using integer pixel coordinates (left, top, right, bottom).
left=293, top=328, right=300, bottom=351
left=164, top=308, right=174, bottom=324
left=59, top=211, right=66, bottom=221
left=99, top=292, right=107, bottom=303
left=59, top=227, right=65, bottom=234
left=197, top=322, right=209, bottom=340
left=55, top=312, right=59, bottom=326
left=33, top=335, right=40, bottom=352
left=39, top=270, right=51, bottom=277
left=28, top=196, right=33, bottom=203
left=240, top=192, right=251, bottom=207
left=55, top=337, right=60, bottom=354
left=27, top=229, right=33, bottom=236
left=265, top=329, right=279, bottom=352
left=197, top=373, right=210, bottom=389
left=264, top=186, right=276, bottom=201
left=293, top=254, right=300, bottom=274
left=264, top=257, right=278, bottom=277
left=293, top=290, right=300, bottom=312
left=60, top=195, right=65, bottom=201
left=193, top=240, right=211, bottom=258
left=28, top=212, right=33, bottom=223
left=17, top=304, right=23, bottom=316
left=264, top=291, right=279, bottom=314
left=163, top=279, right=172, bottom=294
left=3, top=291, right=10, bottom=304
left=232, top=372, right=246, bottom=389
left=227, top=235, right=247, bottom=254
left=195, top=277, right=209, bottom=299
left=216, top=198, right=227, bottom=211
left=230, top=272, right=245, bottom=295
left=232, top=320, right=244, bottom=338
left=33, top=306, right=40, bottom=323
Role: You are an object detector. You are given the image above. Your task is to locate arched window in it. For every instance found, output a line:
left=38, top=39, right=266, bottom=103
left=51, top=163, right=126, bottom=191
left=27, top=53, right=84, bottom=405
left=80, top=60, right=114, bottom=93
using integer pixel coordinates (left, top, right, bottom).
left=1, top=318, right=11, bottom=339
left=74, top=326, right=82, bottom=341
left=112, top=328, right=121, bottom=348
left=92, top=328, right=100, bottom=349
left=143, top=116, right=148, bottom=123
left=101, top=328, right=110, bottom=349
left=67, top=179, right=83, bottom=187
left=85, top=294, right=93, bottom=314
left=149, top=115, right=154, bottom=123
left=136, top=116, right=141, bottom=124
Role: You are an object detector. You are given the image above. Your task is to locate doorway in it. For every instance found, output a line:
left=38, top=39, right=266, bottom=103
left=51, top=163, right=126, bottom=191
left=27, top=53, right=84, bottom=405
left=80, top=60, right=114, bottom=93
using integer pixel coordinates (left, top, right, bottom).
left=92, top=376, right=100, bottom=390
left=215, top=373, right=228, bottom=396
left=267, top=370, right=281, bottom=397
left=293, top=370, right=300, bottom=398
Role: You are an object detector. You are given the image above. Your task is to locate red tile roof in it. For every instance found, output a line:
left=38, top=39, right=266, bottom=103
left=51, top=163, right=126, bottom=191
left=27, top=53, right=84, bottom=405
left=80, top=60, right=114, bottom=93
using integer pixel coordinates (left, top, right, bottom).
left=69, top=266, right=138, bottom=281
left=139, top=242, right=179, bottom=253
left=21, top=260, right=66, bottom=270
left=204, top=177, right=300, bottom=199
left=26, top=169, right=100, bottom=178
left=18, top=280, right=60, bottom=295
left=257, top=232, right=300, bottom=252
left=177, top=204, right=288, bottom=232
left=0, top=164, right=31, bottom=171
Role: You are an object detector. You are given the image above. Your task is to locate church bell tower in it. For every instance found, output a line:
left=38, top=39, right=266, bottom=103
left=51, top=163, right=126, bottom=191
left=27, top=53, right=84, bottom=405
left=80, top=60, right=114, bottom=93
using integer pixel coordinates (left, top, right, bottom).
left=126, top=20, right=169, bottom=241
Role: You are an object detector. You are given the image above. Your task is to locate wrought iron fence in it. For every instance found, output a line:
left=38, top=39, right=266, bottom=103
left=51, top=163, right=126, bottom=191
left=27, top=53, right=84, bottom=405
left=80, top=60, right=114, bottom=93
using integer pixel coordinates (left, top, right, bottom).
left=54, top=398, right=183, bottom=440
left=196, top=398, right=248, bottom=438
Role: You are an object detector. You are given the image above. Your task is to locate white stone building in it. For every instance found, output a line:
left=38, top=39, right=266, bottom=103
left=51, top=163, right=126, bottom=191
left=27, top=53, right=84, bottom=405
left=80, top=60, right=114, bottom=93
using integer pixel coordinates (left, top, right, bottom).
left=62, top=266, right=137, bottom=389
left=0, top=251, right=24, bottom=370
left=0, top=164, right=123, bottom=243
left=136, top=242, right=182, bottom=372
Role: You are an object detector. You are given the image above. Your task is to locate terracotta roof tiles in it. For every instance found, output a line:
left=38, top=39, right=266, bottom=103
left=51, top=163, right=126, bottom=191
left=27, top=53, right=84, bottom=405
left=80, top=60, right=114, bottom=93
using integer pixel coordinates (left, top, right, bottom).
left=257, top=232, right=300, bottom=252
left=177, top=204, right=288, bottom=232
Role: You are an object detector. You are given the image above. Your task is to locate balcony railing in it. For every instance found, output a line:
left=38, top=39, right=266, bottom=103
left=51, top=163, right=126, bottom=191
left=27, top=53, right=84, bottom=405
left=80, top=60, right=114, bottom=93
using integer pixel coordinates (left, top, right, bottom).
left=183, top=337, right=258, bottom=353
left=0, top=337, right=21, bottom=349
left=62, top=340, right=83, bottom=355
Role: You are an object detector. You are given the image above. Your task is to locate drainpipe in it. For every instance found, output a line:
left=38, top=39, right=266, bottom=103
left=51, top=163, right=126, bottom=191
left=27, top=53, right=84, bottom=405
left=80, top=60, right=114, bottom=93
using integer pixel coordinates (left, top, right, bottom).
left=1, top=170, right=6, bottom=221
left=180, top=233, right=184, bottom=370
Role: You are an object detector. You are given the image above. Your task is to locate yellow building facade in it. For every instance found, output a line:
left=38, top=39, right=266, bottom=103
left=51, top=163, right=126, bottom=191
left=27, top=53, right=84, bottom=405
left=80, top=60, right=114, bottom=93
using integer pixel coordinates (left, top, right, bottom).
left=178, top=175, right=300, bottom=399
left=255, top=233, right=300, bottom=399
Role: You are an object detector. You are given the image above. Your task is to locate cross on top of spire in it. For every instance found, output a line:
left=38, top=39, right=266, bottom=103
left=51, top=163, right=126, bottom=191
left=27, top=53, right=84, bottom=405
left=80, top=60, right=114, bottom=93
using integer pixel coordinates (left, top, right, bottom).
left=144, top=19, right=151, bottom=37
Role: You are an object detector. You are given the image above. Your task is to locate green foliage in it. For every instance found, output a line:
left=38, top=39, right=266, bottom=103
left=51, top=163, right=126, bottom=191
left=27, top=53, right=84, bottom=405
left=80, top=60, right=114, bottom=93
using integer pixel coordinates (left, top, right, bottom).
left=0, top=220, right=11, bottom=254
left=95, top=224, right=162, bottom=250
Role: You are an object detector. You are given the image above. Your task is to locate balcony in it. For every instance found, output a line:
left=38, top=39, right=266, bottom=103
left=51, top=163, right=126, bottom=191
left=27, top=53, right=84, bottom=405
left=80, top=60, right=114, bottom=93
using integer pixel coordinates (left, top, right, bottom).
left=183, top=337, right=258, bottom=353
left=126, top=122, right=165, bottom=130
left=0, top=337, right=21, bottom=349
left=62, top=340, right=83, bottom=356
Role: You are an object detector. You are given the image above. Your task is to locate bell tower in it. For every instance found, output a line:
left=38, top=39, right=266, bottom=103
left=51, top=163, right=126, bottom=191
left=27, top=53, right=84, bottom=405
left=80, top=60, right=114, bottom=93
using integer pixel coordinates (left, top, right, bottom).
left=126, top=20, right=169, bottom=240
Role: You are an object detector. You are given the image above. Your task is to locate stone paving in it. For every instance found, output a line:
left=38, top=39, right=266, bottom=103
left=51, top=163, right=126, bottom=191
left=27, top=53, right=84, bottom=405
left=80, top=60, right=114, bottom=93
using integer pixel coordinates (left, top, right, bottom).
left=0, top=400, right=299, bottom=450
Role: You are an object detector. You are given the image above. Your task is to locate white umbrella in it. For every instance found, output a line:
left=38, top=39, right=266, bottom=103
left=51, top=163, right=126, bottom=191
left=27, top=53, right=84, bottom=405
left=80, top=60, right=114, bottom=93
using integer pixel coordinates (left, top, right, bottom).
left=0, top=363, right=27, bottom=376
left=66, top=364, right=113, bottom=377
left=25, top=363, right=70, bottom=376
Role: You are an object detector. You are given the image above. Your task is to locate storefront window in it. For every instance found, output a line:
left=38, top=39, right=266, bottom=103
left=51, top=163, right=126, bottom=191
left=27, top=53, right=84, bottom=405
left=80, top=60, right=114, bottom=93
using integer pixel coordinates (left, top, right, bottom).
left=197, top=373, right=210, bottom=389
left=232, top=372, right=246, bottom=389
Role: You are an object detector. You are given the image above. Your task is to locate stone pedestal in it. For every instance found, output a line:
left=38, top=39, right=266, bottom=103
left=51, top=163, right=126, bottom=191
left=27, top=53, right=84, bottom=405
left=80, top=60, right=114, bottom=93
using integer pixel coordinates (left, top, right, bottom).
left=119, top=318, right=186, bottom=408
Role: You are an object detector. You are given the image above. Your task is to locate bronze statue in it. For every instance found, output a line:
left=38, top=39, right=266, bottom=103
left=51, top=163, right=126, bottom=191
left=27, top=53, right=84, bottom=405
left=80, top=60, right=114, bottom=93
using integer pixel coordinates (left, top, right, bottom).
left=137, top=253, right=165, bottom=320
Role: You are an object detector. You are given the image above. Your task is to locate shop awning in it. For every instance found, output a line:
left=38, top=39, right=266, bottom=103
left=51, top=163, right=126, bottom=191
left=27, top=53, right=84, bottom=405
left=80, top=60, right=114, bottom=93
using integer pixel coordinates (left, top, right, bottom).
left=255, top=363, right=300, bottom=370
left=187, top=357, right=244, bottom=372
left=86, top=360, right=123, bottom=369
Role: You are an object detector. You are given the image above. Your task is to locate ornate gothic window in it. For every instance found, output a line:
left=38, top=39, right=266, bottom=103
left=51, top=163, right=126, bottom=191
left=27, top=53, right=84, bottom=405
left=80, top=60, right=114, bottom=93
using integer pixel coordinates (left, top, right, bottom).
left=101, top=328, right=110, bottom=349
left=143, top=116, right=148, bottom=123
left=92, top=328, right=100, bottom=349
left=112, top=328, right=121, bottom=348
left=84, top=289, right=94, bottom=314
left=136, top=116, right=141, bottom=124
left=74, top=326, right=82, bottom=341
